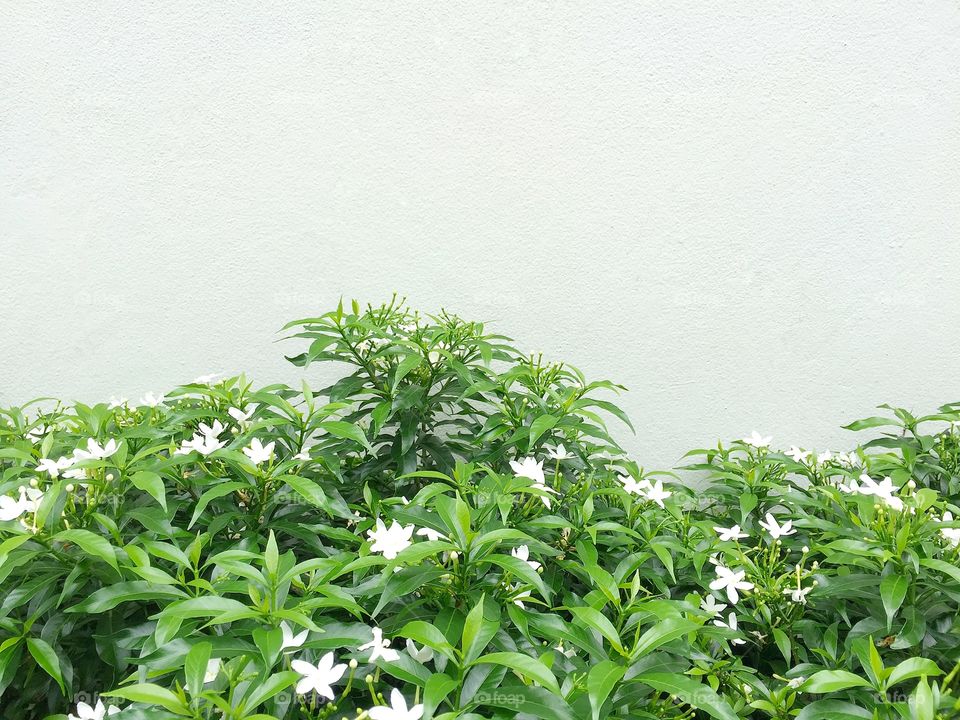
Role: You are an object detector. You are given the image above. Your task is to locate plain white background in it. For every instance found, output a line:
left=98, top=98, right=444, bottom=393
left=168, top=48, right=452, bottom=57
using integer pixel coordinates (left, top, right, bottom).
left=2, top=2, right=959, bottom=467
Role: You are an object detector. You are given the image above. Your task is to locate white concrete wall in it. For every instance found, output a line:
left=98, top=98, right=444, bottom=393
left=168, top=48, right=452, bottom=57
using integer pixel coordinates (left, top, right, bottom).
left=2, top=2, right=959, bottom=468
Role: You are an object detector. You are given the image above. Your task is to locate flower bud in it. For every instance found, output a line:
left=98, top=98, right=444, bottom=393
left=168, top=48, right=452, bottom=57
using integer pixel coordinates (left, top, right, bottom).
left=65, top=484, right=74, bottom=493
left=801, top=546, right=809, bottom=554
left=29, top=478, right=38, bottom=488
left=106, top=473, right=114, bottom=481
left=349, top=659, right=358, bottom=669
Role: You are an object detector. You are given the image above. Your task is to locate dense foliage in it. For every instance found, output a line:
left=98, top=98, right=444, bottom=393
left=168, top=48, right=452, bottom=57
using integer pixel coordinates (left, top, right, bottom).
left=1, top=299, right=960, bottom=720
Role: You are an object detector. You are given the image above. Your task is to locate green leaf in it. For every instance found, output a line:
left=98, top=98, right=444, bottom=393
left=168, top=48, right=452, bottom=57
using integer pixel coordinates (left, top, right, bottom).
left=318, top=420, right=372, bottom=451
left=53, top=529, right=119, bottom=571
left=800, top=670, right=875, bottom=693
left=399, top=621, right=458, bottom=662
left=795, top=700, right=873, bottom=720
left=482, top=679, right=575, bottom=720
left=880, top=573, right=908, bottom=627
left=243, top=671, right=300, bottom=710
left=567, top=606, right=624, bottom=654
left=473, top=652, right=560, bottom=694
left=188, top=481, right=248, bottom=529
left=461, top=595, right=497, bottom=664
left=633, top=673, right=738, bottom=720
left=529, top=414, right=559, bottom=447
left=887, top=657, right=943, bottom=688
left=910, top=676, right=934, bottom=720
left=103, top=683, right=190, bottom=714
left=185, top=641, right=212, bottom=697
left=129, top=470, right=167, bottom=511
left=26, top=638, right=64, bottom=694
left=588, top=660, right=625, bottom=720
left=632, top=617, right=699, bottom=659
left=68, top=581, right=188, bottom=613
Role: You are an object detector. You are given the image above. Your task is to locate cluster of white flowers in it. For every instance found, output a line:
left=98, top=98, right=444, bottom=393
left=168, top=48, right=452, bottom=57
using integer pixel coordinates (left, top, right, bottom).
left=175, top=421, right=226, bottom=457
left=617, top=474, right=672, bottom=508
left=35, top=438, right=119, bottom=483
left=838, top=473, right=905, bottom=511
left=289, top=629, right=425, bottom=719
left=0, top=485, right=43, bottom=522
left=936, top=511, right=960, bottom=547
left=785, top=445, right=861, bottom=468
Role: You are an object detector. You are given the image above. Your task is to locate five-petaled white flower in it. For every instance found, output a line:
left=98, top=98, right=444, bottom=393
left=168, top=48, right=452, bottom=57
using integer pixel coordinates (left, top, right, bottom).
left=713, top=612, right=746, bottom=645
left=107, top=396, right=128, bottom=409
left=36, top=456, right=74, bottom=478
left=243, top=438, right=275, bottom=466
left=511, top=545, right=541, bottom=572
left=358, top=627, right=400, bottom=663
left=228, top=406, right=254, bottom=428
left=367, top=688, right=425, bottom=720
left=816, top=450, right=833, bottom=465
left=783, top=585, right=814, bottom=604
left=68, top=699, right=121, bottom=720
left=700, top=594, right=727, bottom=617
left=619, top=474, right=650, bottom=496
left=74, top=438, right=119, bottom=461
left=280, top=621, right=309, bottom=652
left=405, top=639, right=434, bottom=664
left=510, top=457, right=546, bottom=485
left=759, top=513, right=796, bottom=540
left=193, top=373, right=223, bottom=385
left=644, top=479, right=672, bottom=508
left=294, top=449, right=310, bottom=461
left=785, top=446, right=809, bottom=463
left=742, top=431, right=772, bottom=448
left=710, top=565, right=755, bottom=604
left=714, top=525, right=748, bottom=542
left=367, top=519, right=415, bottom=560
left=176, top=421, right=226, bottom=457
left=139, top=392, right=166, bottom=408
left=546, top=444, right=574, bottom=460
left=292, top=652, right=347, bottom=699
left=0, top=487, right=39, bottom=522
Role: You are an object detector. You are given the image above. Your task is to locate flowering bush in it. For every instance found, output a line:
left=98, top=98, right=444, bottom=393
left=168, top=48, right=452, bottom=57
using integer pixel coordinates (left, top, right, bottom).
left=1, top=299, right=960, bottom=720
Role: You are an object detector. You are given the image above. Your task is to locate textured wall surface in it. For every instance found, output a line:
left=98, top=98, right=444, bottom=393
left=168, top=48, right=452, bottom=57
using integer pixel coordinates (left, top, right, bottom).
left=2, top=2, right=959, bottom=468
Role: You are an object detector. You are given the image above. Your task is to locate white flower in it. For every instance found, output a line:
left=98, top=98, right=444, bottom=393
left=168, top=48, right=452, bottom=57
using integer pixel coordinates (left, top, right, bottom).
left=405, top=639, right=434, bottom=664
left=25, top=426, right=47, bottom=443
left=280, top=621, right=309, bottom=652
left=700, top=594, right=727, bottom=617
left=292, top=652, right=347, bottom=699
left=243, top=438, right=275, bottom=466
left=742, top=431, right=772, bottom=448
left=199, top=420, right=225, bottom=439
left=783, top=585, right=813, bottom=604
left=36, top=456, right=74, bottom=478
left=74, top=438, right=119, bottom=461
left=555, top=640, right=577, bottom=658
left=367, top=519, right=415, bottom=560
left=367, top=688, right=424, bottom=720
left=176, top=421, right=226, bottom=456
left=937, top=512, right=960, bottom=547
left=759, top=513, right=796, bottom=539
left=228, top=406, right=254, bottom=428
left=546, top=443, right=574, bottom=460
left=193, top=373, right=223, bottom=384
left=19, top=487, right=43, bottom=513
left=714, top=525, right=748, bottom=542
left=107, top=396, right=128, bottom=409
left=139, top=392, right=166, bottom=408
left=856, top=474, right=904, bottom=511
left=510, top=457, right=546, bottom=485
left=618, top=474, right=651, bottom=496
left=294, top=450, right=310, bottom=461
left=816, top=450, right=833, bottom=465
left=787, top=676, right=805, bottom=689
left=358, top=627, right=400, bottom=663
left=785, top=446, right=809, bottom=463
left=709, top=565, right=755, bottom=604
left=415, top=527, right=446, bottom=542
left=68, top=699, right=121, bottom=720
left=511, top=545, right=541, bottom=572
left=713, top=612, right=746, bottom=645
left=644, top=479, right=672, bottom=508
left=0, top=494, right=25, bottom=522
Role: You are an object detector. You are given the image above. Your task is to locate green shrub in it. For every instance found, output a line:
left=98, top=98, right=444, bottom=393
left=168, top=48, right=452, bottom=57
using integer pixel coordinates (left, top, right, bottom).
left=1, top=299, right=959, bottom=720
